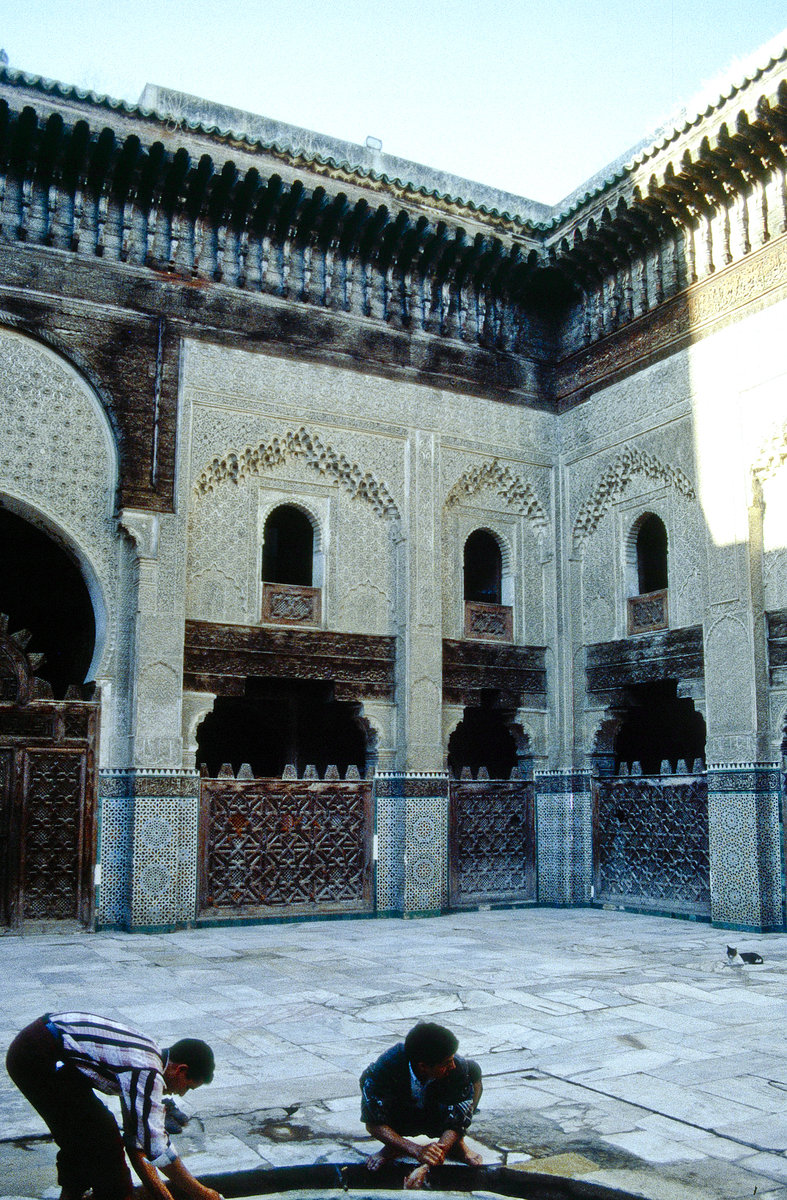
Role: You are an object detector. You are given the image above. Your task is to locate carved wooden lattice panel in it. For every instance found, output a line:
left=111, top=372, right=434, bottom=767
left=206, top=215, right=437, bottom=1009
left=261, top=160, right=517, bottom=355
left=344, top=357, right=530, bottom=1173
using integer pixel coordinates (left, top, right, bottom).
left=595, top=776, right=710, bottom=915
left=449, top=781, right=536, bottom=906
left=0, top=749, right=12, bottom=924
left=200, top=779, right=372, bottom=913
left=0, top=701, right=97, bottom=928
left=22, top=750, right=86, bottom=919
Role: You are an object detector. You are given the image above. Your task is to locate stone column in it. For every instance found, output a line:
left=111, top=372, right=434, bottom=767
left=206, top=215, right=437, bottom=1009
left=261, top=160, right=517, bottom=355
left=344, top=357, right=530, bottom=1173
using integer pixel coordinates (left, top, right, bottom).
left=534, top=770, right=593, bottom=904
left=397, top=429, right=443, bottom=769
left=116, top=509, right=199, bottom=929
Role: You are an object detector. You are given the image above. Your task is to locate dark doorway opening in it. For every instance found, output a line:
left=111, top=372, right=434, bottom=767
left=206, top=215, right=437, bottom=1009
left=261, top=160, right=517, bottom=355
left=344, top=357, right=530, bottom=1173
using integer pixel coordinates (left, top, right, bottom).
left=0, top=506, right=95, bottom=698
left=262, top=506, right=314, bottom=586
left=448, top=696, right=518, bottom=779
left=613, top=680, right=705, bottom=774
left=464, top=529, right=502, bottom=604
left=196, top=678, right=367, bottom=777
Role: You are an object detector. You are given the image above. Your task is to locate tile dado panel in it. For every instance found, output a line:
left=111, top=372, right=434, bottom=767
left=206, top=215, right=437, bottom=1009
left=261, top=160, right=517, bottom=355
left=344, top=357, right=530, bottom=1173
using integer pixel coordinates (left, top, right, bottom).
left=374, top=774, right=449, bottom=916
left=707, top=764, right=783, bottom=932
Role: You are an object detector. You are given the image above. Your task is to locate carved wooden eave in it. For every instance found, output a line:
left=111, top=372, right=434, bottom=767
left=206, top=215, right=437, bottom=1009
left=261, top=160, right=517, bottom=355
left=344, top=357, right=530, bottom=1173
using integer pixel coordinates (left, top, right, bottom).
left=0, top=44, right=784, bottom=416
left=544, top=50, right=787, bottom=279
left=0, top=68, right=544, bottom=311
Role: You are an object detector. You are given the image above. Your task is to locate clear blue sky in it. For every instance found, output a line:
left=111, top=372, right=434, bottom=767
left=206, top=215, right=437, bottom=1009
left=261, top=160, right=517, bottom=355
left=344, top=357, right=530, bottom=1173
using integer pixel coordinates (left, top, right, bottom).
left=1, top=0, right=786, bottom=203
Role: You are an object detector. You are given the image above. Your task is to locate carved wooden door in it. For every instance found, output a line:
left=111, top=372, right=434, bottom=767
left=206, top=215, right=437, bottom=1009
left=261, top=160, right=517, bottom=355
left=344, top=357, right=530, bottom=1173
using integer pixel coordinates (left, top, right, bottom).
left=0, top=702, right=98, bottom=927
left=593, top=774, right=710, bottom=917
left=449, top=779, right=536, bottom=907
left=199, top=777, right=373, bottom=916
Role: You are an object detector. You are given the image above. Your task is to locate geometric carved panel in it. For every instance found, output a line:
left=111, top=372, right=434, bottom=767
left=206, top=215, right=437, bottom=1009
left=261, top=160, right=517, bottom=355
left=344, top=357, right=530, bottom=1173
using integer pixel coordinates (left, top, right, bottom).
left=200, top=778, right=373, bottom=915
left=595, top=775, right=710, bottom=916
left=0, top=701, right=97, bottom=928
left=449, top=780, right=536, bottom=907
left=627, top=589, right=668, bottom=635
left=22, top=749, right=86, bottom=919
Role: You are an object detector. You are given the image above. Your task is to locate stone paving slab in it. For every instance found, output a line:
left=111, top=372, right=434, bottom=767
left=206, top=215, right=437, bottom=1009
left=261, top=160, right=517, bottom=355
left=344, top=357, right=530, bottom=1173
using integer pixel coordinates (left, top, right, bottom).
left=3, top=908, right=787, bottom=1199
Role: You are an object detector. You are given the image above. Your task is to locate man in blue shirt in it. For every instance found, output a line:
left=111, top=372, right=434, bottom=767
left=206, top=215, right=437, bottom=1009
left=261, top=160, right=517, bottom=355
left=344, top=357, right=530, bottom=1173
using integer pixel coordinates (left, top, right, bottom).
left=360, top=1022, right=483, bottom=1188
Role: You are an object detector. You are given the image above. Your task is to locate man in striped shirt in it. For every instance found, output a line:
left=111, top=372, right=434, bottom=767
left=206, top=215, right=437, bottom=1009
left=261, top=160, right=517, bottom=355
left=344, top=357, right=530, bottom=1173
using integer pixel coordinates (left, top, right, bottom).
left=6, top=1011, right=223, bottom=1200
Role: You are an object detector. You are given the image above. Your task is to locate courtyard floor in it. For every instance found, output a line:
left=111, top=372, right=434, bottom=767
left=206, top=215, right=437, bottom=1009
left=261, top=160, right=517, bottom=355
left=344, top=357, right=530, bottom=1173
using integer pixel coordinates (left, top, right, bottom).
left=2, top=906, right=787, bottom=1200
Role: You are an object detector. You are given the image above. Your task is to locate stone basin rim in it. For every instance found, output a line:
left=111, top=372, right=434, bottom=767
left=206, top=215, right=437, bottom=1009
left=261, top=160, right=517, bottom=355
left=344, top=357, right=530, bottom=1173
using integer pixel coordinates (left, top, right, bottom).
left=198, top=1162, right=648, bottom=1200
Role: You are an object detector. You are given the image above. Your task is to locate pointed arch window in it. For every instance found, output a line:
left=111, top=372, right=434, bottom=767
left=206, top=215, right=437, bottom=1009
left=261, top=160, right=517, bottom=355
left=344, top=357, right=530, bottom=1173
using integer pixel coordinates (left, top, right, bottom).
left=261, top=504, right=322, bottom=627
left=627, top=513, right=668, bottom=635
left=463, top=529, right=513, bottom=642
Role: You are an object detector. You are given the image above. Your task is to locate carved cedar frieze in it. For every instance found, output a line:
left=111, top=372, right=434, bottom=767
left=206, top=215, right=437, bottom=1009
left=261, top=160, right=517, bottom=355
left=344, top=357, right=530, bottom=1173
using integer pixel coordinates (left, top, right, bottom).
left=184, top=619, right=395, bottom=701
left=586, top=626, right=704, bottom=698
left=556, top=234, right=787, bottom=409
left=443, top=638, right=546, bottom=707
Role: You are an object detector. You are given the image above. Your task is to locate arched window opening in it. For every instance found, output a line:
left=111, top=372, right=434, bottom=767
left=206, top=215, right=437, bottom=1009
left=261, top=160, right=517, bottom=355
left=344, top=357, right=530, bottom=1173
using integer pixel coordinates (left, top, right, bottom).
left=196, top=678, right=367, bottom=778
left=0, top=506, right=95, bottom=699
left=463, top=529, right=513, bottom=642
left=262, top=505, right=314, bottom=586
left=613, top=680, right=705, bottom=775
left=464, top=529, right=502, bottom=604
left=448, top=699, right=520, bottom=780
left=636, top=514, right=668, bottom=594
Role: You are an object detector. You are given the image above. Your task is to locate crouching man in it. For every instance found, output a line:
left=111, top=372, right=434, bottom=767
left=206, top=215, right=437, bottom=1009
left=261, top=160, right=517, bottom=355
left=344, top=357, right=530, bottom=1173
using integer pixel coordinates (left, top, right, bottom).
left=360, top=1022, right=483, bottom=1189
left=6, top=1011, right=222, bottom=1200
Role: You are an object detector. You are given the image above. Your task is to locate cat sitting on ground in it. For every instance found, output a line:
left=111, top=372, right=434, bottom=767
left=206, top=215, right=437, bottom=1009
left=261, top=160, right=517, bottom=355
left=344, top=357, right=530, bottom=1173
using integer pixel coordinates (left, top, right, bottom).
left=727, top=945, right=764, bottom=964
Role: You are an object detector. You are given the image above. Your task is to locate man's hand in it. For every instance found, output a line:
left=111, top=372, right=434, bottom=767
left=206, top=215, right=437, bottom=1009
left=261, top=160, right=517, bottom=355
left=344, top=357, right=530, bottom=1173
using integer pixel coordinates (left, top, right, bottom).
left=417, top=1140, right=447, bottom=1167
left=162, top=1155, right=223, bottom=1200
left=128, top=1148, right=223, bottom=1200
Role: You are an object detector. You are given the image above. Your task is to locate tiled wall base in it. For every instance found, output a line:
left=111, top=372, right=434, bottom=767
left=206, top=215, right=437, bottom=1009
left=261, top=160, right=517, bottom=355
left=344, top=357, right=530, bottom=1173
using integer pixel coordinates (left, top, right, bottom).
left=707, top=763, right=784, bottom=931
left=374, top=773, right=449, bottom=915
left=535, top=770, right=593, bottom=904
left=97, top=771, right=133, bottom=928
left=97, top=769, right=199, bottom=929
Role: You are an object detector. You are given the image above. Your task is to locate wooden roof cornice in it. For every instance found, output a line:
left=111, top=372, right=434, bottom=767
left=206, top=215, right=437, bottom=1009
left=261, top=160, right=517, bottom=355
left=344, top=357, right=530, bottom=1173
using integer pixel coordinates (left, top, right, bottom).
left=0, top=44, right=784, bottom=304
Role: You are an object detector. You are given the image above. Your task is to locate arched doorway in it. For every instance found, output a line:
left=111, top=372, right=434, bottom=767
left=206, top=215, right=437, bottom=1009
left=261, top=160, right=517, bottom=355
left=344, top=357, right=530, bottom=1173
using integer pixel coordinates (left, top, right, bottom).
left=447, top=700, right=535, bottom=908
left=197, top=678, right=366, bottom=778
left=0, top=505, right=96, bottom=698
left=0, top=613, right=97, bottom=928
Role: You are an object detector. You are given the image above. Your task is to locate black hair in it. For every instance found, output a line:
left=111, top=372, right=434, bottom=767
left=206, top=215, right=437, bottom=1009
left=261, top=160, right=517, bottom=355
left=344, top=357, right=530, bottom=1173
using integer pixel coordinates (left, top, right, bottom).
left=404, top=1022, right=459, bottom=1067
left=167, top=1038, right=215, bottom=1084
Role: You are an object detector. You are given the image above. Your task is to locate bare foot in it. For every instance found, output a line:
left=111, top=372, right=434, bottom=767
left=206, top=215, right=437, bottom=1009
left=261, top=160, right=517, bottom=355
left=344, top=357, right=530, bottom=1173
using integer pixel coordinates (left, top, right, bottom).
left=448, top=1138, right=483, bottom=1166
left=366, top=1147, right=397, bottom=1172
left=404, top=1164, right=430, bottom=1189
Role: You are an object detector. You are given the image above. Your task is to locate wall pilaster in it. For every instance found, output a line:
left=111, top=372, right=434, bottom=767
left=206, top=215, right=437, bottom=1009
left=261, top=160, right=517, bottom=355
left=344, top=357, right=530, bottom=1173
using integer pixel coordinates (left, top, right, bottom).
left=535, top=769, right=594, bottom=904
left=707, top=763, right=783, bottom=931
left=398, top=431, right=443, bottom=771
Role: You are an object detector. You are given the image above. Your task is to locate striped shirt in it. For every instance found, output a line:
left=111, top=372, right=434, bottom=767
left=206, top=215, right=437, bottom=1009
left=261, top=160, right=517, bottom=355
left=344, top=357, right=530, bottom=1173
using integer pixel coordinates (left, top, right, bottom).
left=46, top=1011, right=177, bottom=1167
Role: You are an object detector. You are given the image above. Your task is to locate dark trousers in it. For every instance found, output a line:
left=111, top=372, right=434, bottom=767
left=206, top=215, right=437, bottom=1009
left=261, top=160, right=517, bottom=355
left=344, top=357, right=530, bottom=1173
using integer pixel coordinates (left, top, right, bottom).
left=6, top=1016, right=133, bottom=1200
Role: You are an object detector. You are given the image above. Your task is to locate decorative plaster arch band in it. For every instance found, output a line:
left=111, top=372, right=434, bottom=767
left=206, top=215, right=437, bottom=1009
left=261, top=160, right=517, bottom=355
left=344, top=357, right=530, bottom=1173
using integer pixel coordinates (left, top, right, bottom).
left=444, top=459, right=549, bottom=534
left=572, top=446, right=696, bottom=550
left=193, top=426, right=401, bottom=522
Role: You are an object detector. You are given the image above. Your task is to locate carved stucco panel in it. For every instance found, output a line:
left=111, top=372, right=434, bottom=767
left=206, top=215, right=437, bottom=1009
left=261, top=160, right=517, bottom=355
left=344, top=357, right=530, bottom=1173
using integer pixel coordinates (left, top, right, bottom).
left=440, top=450, right=552, bottom=644
left=703, top=612, right=755, bottom=747
left=0, top=328, right=120, bottom=684
left=335, top=499, right=397, bottom=635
